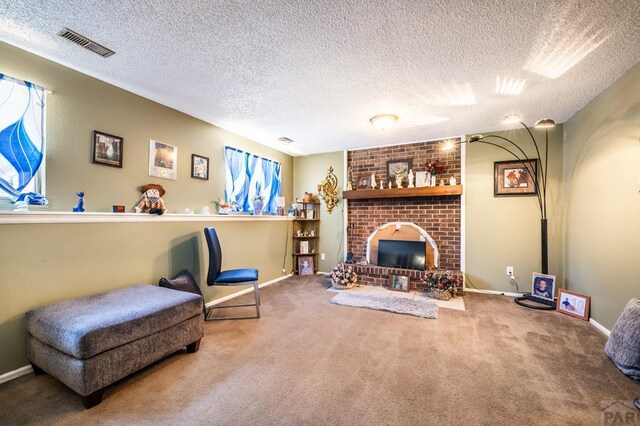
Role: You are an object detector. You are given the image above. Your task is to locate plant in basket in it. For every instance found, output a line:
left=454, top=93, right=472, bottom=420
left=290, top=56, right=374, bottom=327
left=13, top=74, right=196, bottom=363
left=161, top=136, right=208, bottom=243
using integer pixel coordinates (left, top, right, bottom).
left=330, top=263, right=358, bottom=289
left=418, top=270, right=463, bottom=300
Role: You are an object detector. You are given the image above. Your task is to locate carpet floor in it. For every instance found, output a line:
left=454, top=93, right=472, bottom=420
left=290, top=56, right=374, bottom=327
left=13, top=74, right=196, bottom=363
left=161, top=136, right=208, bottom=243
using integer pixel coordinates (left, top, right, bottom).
left=0, top=275, right=637, bottom=425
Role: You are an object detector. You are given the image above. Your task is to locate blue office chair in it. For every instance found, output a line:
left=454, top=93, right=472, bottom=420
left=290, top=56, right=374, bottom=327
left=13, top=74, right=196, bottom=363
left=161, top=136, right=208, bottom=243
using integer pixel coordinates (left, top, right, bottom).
left=204, top=227, right=260, bottom=320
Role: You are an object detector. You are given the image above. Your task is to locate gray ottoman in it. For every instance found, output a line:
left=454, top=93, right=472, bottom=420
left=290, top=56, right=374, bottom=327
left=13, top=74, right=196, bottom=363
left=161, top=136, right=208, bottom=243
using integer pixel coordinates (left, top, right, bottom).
left=25, top=285, right=204, bottom=408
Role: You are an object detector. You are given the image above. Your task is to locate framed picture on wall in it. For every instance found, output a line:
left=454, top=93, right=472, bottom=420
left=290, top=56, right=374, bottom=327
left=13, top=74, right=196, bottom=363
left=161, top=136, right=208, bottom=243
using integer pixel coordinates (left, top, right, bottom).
left=149, top=140, right=177, bottom=180
left=494, top=159, right=538, bottom=196
left=191, top=154, right=209, bottom=180
left=387, top=158, right=413, bottom=186
left=556, top=289, right=590, bottom=321
left=92, top=131, right=123, bottom=168
left=388, top=273, right=410, bottom=293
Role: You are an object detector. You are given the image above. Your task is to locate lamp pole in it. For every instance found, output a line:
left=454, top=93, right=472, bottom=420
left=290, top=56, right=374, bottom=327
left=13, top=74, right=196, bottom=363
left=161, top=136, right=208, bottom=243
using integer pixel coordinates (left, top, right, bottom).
left=464, top=118, right=555, bottom=274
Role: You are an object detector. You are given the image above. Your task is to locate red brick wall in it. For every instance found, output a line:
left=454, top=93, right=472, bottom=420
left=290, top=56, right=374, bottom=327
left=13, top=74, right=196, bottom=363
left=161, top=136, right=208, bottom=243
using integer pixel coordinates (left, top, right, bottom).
left=346, top=139, right=461, bottom=271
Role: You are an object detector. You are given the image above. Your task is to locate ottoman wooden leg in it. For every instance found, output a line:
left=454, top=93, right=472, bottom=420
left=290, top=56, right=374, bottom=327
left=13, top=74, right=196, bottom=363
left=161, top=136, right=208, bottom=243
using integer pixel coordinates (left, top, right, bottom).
left=82, top=389, right=104, bottom=409
left=186, top=338, right=201, bottom=353
left=31, top=363, right=46, bottom=376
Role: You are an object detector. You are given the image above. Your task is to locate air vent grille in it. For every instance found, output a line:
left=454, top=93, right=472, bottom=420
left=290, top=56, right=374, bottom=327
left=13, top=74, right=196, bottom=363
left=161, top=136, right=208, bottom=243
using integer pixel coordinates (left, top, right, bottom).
left=57, top=28, right=115, bottom=58
left=278, top=137, right=294, bottom=144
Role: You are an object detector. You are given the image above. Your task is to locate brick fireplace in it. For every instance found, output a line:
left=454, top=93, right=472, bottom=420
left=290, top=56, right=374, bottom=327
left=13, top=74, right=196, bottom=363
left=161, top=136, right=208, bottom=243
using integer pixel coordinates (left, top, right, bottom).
left=345, top=139, right=462, bottom=289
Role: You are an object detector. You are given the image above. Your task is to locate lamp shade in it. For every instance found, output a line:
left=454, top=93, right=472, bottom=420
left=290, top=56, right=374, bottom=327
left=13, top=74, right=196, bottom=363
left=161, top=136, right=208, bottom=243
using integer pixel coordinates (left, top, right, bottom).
left=534, top=118, right=556, bottom=128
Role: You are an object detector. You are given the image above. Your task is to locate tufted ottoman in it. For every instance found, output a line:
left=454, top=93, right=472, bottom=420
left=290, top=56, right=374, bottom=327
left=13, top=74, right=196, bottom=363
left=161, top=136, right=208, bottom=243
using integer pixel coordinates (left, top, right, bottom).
left=25, top=285, right=204, bottom=408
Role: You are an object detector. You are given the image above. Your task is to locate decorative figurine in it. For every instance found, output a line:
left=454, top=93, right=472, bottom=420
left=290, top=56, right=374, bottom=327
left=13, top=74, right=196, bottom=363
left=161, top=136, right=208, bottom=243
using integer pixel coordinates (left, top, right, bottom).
left=388, top=181, right=392, bottom=189
left=395, top=176, right=403, bottom=188
left=439, top=179, right=445, bottom=186
left=135, top=184, right=166, bottom=215
left=408, top=169, right=414, bottom=188
left=379, top=181, right=384, bottom=190
left=72, top=191, right=85, bottom=212
left=449, top=176, right=457, bottom=186
left=371, top=172, right=377, bottom=189
left=347, top=166, right=353, bottom=191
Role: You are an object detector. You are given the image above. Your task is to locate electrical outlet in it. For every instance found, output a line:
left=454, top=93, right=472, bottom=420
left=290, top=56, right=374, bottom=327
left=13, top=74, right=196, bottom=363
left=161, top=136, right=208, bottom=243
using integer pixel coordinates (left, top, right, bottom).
left=506, top=266, right=514, bottom=277
left=320, top=253, right=326, bottom=260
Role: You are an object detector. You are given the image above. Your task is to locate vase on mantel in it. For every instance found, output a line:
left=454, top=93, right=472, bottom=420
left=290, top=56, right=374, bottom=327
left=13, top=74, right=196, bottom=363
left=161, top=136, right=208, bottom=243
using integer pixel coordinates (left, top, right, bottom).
left=430, top=174, right=437, bottom=187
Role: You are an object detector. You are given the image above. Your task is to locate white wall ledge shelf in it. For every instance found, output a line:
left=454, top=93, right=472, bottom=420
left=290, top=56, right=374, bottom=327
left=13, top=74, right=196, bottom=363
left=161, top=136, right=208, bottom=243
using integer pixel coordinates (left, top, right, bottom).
left=0, top=212, right=294, bottom=225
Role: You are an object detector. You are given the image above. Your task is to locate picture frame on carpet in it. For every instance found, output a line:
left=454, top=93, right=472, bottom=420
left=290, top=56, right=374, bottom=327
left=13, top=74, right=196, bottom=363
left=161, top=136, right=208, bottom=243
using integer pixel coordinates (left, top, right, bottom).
left=556, top=289, right=590, bottom=321
left=387, top=158, right=413, bottom=186
left=149, top=139, right=177, bottom=180
left=531, top=272, right=555, bottom=301
left=494, top=159, right=538, bottom=196
left=388, top=273, right=410, bottom=293
left=191, top=154, right=209, bottom=180
left=357, top=175, right=371, bottom=189
left=92, top=130, right=123, bottom=168
left=298, top=256, right=314, bottom=275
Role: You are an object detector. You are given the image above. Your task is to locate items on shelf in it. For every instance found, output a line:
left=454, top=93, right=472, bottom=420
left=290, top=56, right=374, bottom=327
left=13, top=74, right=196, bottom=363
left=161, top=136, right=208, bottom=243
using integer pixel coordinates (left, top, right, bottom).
left=72, top=191, right=85, bottom=213
left=292, top=199, right=320, bottom=275
left=135, top=184, right=166, bottom=215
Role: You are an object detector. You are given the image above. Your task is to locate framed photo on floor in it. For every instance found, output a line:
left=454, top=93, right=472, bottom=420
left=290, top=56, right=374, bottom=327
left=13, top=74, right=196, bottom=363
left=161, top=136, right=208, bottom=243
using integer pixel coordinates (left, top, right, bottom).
left=191, top=154, right=209, bottom=180
left=531, top=272, right=555, bottom=301
left=92, top=131, right=123, bottom=168
left=494, top=159, right=537, bottom=196
left=298, top=256, right=314, bottom=275
left=556, top=289, right=590, bottom=320
left=388, top=273, right=410, bottom=293
left=149, top=139, right=177, bottom=180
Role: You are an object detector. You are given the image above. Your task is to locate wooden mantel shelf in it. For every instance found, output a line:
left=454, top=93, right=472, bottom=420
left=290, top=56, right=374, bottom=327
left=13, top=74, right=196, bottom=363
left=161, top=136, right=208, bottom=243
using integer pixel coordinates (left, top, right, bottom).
left=342, top=185, right=463, bottom=200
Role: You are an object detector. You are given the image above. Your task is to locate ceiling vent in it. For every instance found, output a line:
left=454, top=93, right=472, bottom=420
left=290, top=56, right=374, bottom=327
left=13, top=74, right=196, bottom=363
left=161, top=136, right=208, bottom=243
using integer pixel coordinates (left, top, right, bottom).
left=278, top=137, right=294, bottom=144
left=57, top=28, right=115, bottom=58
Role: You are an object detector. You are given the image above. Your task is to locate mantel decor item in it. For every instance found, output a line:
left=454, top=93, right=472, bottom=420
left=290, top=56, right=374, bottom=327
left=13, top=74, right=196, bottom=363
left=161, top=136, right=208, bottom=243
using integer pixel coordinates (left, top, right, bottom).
left=330, top=263, right=358, bottom=289
left=191, top=154, right=209, bottom=180
left=317, top=166, right=339, bottom=213
left=387, top=159, right=412, bottom=188
left=357, top=175, right=371, bottom=189
left=445, top=117, right=556, bottom=277
left=135, top=183, right=166, bottom=215
left=92, top=131, right=123, bottom=168
left=149, top=140, right=177, bottom=180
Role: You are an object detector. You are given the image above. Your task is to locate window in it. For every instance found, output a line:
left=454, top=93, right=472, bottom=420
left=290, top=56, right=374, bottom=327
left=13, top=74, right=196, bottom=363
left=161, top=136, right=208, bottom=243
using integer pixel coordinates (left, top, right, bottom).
left=0, top=74, right=46, bottom=200
left=224, top=146, right=282, bottom=213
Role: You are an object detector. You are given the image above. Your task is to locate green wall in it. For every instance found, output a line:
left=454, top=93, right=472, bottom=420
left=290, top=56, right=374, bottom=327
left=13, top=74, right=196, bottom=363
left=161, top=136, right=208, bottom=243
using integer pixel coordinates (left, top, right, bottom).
left=293, top=151, right=345, bottom=272
left=0, top=42, right=293, bottom=375
left=465, top=126, right=564, bottom=293
left=0, top=41, right=293, bottom=212
left=563, top=62, right=640, bottom=330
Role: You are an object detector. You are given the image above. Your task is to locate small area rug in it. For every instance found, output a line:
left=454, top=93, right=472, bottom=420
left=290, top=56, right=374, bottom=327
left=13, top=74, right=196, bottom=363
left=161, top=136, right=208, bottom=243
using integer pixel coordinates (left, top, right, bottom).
left=330, top=292, right=438, bottom=319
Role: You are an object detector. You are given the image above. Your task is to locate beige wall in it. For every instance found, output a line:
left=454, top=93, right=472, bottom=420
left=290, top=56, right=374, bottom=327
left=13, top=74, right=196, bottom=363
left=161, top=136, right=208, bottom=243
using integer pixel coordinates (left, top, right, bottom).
left=0, top=41, right=293, bottom=212
left=563, top=62, right=640, bottom=330
left=465, top=126, right=564, bottom=293
left=0, top=219, right=292, bottom=374
left=293, top=152, right=345, bottom=272
left=0, top=42, right=294, bottom=375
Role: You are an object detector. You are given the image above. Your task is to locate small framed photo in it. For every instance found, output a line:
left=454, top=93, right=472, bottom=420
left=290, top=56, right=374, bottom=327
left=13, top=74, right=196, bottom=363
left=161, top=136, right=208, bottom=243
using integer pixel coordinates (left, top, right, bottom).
left=557, top=289, right=590, bottom=321
left=387, top=159, right=413, bottom=186
left=357, top=175, right=371, bottom=189
left=415, top=171, right=428, bottom=188
left=306, top=209, right=315, bottom=220
left=494, top=159, right=538, bottom=196
left=299, top=241, right=309, bottom=254
left=149, top=139, right=177, bottom=180
left=388, top=273, right=410, bottom=293
left=191, top=154, right=209, bottom=180
left=92, top=131, right=123, bottom=168
left=298, top=256, right=314, bottom=275
left=531, top=272, right=555, bottom=301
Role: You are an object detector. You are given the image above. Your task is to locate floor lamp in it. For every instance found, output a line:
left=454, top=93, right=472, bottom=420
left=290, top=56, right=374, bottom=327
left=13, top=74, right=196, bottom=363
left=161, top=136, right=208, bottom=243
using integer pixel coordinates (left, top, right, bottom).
left=448, top=117, right=556, bottom=306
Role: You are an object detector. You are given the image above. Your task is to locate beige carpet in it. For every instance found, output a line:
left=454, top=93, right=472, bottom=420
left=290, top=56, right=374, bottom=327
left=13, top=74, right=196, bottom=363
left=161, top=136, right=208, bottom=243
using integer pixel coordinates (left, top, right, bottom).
left=0, top=275, right=637, bottom=425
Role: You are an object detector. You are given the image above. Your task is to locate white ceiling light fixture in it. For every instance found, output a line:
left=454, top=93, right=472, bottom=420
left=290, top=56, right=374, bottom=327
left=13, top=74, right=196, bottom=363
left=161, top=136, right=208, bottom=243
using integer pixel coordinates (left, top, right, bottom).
left=495, top=76, right=526, bottom=95
left=369, top=114, right=398, bottom=130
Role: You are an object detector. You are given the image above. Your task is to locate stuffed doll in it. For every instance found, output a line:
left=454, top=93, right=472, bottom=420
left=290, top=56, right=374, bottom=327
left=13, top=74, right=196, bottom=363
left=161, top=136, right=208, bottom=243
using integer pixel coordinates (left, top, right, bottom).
left=135, top=184, right=166, bottom=215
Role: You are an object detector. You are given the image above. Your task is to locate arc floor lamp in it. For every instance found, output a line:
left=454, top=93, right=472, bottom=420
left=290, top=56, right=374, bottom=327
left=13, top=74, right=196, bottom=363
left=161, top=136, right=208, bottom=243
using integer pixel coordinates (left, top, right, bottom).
left=450, top=117, right=556, bottom=275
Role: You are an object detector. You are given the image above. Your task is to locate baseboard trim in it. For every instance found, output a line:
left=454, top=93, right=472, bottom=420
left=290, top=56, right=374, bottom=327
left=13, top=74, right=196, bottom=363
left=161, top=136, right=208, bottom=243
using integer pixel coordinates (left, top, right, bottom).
left=464, top=288, right=523, bottom=298
left=205, top=274, right=292, bottom=308
left=0, top=365, right=33, bottom=384
left=589, top=318, right=611, bottom=336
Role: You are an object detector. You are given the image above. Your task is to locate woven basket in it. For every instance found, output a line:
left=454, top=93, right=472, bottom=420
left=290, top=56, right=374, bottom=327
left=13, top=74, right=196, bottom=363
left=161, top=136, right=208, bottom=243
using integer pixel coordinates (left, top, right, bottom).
left=332, top=281, right=356, bottom=290
left=424, top=288, right=453, bottom=301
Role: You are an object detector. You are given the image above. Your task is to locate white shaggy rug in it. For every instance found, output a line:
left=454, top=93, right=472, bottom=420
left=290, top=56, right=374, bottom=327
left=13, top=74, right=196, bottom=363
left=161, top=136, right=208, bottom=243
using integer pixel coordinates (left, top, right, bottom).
left=330, top=292, right=438, bottom=319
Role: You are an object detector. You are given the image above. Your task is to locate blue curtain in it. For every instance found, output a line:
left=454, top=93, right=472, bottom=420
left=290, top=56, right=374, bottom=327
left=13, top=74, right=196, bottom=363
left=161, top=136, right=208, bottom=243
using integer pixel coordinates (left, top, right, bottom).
left=0, top=74, right=45, bottom=199
left=224, top=147, right=282, bottom=213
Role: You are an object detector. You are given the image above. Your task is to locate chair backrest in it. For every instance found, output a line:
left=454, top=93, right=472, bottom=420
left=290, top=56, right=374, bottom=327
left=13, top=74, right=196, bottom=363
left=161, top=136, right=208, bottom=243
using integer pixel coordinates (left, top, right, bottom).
left=204, top=227, right=222, bottom=286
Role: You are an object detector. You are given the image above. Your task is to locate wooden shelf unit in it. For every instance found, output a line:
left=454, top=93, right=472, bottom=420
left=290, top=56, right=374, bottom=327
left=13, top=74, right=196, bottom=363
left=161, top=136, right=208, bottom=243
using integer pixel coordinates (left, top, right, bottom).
left=292, top=201, right=320, bottom=275
left=342, top=185, right=462, bottom=200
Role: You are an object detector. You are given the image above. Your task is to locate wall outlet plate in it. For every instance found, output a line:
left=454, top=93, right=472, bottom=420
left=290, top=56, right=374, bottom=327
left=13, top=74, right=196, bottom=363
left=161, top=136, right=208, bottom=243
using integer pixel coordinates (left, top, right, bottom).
left=506, top=266, right=514, bottom=277
left=320, top=253, right=326, bottom=260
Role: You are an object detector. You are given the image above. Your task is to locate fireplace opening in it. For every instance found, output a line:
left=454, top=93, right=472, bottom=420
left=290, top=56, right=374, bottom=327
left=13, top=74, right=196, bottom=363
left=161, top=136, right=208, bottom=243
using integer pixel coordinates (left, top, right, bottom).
left=377, top=240, right=426, bottom=270
left=366, top=222, right=438, bottom=268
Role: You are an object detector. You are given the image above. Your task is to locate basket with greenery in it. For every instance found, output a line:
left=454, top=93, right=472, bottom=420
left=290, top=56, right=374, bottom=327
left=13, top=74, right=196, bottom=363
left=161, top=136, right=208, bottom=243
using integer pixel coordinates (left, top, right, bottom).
left=418, top=270, right=463, bottom=300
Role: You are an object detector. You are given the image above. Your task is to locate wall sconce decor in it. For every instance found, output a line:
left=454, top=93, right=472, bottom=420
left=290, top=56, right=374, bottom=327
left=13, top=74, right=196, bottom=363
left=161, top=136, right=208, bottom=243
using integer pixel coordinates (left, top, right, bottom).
left=317, top=166, right=339, bottom=214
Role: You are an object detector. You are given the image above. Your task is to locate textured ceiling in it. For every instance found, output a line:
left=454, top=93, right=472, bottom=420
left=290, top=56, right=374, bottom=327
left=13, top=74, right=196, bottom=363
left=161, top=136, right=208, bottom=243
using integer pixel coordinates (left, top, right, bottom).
left=1, top=0, right=639, bottom=155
